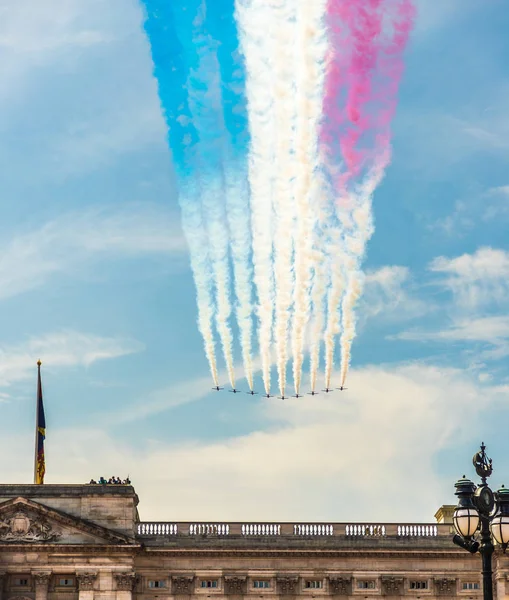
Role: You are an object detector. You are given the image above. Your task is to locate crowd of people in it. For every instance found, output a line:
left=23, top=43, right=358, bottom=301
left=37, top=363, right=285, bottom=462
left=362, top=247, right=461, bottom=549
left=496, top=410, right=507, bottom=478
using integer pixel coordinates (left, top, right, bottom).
left=88, top=476, right=131, bottom=485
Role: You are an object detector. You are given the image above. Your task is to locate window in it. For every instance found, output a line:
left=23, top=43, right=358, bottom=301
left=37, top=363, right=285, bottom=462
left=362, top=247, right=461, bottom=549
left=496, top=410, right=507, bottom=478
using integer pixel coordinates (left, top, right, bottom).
left=305, top=581, right=323, bottom=589
left=58, top=579, right=75, bottom=587
left=201, top=581, right=218, bottom=589
left=253, top=581, right=271, bottom=589
left=410, top=581, right=428, bottom=590
left=148, top=581, right=166, bottom=589
left=357, top=581, right=376, bottom=590
left=13, top=578, right=29, bottom=587
left=462, top=583, right=480, bottom=591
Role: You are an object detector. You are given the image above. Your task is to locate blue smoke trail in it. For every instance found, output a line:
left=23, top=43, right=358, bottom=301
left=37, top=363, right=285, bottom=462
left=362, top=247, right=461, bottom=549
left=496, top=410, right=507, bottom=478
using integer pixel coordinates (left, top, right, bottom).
left=140, top=0, right=222, bottom=384
left=204, top=0, right=255, bottom=389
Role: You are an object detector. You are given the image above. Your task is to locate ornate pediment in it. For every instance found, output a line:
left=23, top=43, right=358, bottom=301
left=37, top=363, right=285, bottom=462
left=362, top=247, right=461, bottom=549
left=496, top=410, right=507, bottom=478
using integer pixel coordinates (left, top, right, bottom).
left=0, top=497, right=133, bottom=546
left=0, top=511, right=59, bottom=542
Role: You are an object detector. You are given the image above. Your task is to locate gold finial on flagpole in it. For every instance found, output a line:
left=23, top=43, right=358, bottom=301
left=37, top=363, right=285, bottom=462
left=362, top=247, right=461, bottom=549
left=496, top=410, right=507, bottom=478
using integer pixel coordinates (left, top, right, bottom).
left=37, top=360, right=42, bottom=368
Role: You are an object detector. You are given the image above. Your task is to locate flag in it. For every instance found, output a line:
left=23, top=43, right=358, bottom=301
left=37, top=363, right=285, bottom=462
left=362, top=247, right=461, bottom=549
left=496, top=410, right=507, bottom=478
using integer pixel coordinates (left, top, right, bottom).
left=35, top=360, right=46, bottom=484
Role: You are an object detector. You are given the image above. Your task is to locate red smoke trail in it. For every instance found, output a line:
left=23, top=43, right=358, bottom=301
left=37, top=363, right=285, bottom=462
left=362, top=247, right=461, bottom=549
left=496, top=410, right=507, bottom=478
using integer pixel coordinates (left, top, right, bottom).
left=321, top=0, right=415, bottom=388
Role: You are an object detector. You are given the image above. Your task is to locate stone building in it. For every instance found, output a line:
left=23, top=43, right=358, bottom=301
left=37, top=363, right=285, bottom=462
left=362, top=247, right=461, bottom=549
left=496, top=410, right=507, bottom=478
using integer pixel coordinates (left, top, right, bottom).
left=0, top=484, right=507, bottom=600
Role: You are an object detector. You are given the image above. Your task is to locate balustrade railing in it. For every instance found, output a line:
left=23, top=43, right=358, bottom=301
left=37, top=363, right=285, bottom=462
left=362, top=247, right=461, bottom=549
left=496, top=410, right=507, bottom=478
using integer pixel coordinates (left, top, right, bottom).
left=345, top=524, right=386, bottom=537
left=242, top=523, right=281, bottom=536
left=294, top=524, right=334, bottom=536
left=397, top=524, right=438, bottom=537
left=137, top=521, right=448, bottom=539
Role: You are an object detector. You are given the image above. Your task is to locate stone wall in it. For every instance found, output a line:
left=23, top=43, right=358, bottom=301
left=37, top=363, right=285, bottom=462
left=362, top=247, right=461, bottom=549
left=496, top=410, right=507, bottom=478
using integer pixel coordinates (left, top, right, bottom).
left=0, top=486, right=139, bottom=537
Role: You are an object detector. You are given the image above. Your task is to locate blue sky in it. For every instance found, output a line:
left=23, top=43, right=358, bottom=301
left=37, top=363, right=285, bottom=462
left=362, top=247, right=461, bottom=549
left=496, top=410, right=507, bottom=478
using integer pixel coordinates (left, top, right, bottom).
left=1, top=0, right=509, bottom=522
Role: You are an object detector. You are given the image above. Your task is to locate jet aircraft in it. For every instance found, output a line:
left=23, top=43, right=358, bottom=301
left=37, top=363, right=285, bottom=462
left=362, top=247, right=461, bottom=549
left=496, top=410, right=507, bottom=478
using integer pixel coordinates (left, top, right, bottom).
left=246, top=390, right=258, bottom=396
left=263, top=393, right=273, bottom=398
left=307, top=390, right=319, bottom=396
left=293, top=393, right=304, bottom=398
left=322, top=387, right=334, bottom=393
left=212, top=386, right=223, bottom=391
left=229, top=388, right=240, bottom=394
left=338, top=386, right=348, bottom=391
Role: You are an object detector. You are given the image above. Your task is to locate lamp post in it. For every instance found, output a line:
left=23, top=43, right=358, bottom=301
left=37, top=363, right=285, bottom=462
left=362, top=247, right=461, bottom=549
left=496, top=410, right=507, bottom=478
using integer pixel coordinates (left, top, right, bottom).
left=452, top=443, right=509, bottom=600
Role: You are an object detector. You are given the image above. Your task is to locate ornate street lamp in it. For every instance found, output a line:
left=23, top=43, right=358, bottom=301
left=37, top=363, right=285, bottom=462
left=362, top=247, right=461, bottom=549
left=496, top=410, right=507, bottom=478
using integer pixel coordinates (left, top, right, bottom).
left=453, top=443, right=509, bottom=600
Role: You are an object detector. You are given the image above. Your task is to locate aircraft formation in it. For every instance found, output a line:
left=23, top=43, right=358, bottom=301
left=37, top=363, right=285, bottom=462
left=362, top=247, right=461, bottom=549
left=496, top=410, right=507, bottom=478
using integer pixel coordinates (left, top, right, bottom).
left=212, top=386, right=347, bottom=398
left=140, top=0, right=415, bottom=398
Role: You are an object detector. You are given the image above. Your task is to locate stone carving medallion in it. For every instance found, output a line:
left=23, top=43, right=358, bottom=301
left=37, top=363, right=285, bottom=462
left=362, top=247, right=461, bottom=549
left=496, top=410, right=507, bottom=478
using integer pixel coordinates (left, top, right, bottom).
left=434, top=579, right=457, bottom=595
left=114, top=572, right=137, bottom=591
left=225, top=577, right=247, bottom=595
left=277, top=577, right=299, bottom=596
left=329, top=577, right=352, bottom=596
left=382, top=577, right=404, bottom=596
left=171, top=576, right=194, bottom=595
left=77, top=573, right=98, bottom=591
left=0, top=512, right=59, bottom=542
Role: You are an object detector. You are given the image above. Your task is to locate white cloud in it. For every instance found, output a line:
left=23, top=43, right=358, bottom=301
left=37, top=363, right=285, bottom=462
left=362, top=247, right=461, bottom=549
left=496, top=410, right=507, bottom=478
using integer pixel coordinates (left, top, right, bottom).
left=359, top=265, right=428, bottom=322
left=0, top=204, right=187, bottom=301
left=483, top=186, right=509, bottom=221
left=0, top=0, right=128, bottom=105
left=430, top=247, right=509, bottom=309
left=2, top=362, right=503, bottom=522
left=0, top=330, right=144, bottom=387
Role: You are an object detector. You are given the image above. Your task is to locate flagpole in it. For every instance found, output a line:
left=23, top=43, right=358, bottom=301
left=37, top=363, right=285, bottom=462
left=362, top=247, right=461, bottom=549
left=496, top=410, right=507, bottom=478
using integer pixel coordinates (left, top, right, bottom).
left=34, top=360, right=41, bottom=484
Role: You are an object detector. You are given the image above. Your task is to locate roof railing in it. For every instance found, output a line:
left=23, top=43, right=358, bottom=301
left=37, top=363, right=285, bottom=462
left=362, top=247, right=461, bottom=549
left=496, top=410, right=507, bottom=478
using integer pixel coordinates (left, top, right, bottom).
left=136, top=521, right=446, bottom=538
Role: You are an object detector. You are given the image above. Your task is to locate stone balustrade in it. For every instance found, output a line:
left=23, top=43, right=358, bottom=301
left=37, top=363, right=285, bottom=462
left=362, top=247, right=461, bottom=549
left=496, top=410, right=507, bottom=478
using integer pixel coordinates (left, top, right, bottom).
left=137, top=521, right=448, bottom=538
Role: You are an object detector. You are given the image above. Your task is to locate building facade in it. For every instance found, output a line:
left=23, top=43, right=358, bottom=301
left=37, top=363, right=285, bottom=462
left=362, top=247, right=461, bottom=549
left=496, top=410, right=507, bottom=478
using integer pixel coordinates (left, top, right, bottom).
left=0, top=485, right=508, bottom=600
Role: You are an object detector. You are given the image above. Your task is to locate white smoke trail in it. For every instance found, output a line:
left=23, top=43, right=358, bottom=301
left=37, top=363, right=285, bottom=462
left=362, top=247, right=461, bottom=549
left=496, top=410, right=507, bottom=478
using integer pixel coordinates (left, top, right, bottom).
left=309, top=249, right=327, bottom=392
left=179, top=184, right=219, bottom=386
left=271, top=0, right=297, bottom=397
left=224, top=161, right=254, bottom=389
left=338, top=161, right=388, bottom=387
left=186, top=24, right=236, bottom=388
left=235, top=0, right=276, bottom=394
left=323, top=246, right=345, bottom=390
left=291, top=0, right=328, bottom=394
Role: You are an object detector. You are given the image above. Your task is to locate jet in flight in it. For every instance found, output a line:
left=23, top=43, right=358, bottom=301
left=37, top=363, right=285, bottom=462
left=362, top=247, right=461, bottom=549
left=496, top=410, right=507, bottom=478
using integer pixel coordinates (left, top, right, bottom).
left=246, top=390, right=258, bottom=396
left=212, top=386, right=224, bottom=391
left=338, top=386, right=348, bottom=391
left=293, top=393, right=304, bottom=398
left=263, top=393, right=273, bottom=398
left=229, top=388, right=240, bottom=394
left=279, top=395, right=287, bottom=400
left=322, top=387, right=334, bottom=393
left=307, top=390, right=319, bottom=396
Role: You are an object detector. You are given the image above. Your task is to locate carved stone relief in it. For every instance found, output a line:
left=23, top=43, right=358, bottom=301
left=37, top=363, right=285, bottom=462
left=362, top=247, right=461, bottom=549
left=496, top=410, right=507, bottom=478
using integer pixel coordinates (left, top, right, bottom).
left=277, top=577, right=299, bottom=596
left=33, top=574, right=51, bottom=588
left=329, top=576, right=352, bottom=595
left=224, top=577, right=247, bottom=595
left=76, top=573, right=98, bottom=591
left=434, top=579, right=457, bottom=595
left=382, top=577, right=404, bottom=596
left=114, top=573, right=137, bottom=592
left=171, top=576, right=194, bottom=595
left=0, top=512, right=59, bottom=543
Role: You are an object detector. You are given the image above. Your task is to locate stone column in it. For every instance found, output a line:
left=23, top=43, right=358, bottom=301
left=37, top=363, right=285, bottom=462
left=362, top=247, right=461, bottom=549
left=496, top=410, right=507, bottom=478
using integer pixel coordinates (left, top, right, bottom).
left=33, top=572, right=51, bottom=600
left=0, top=572, right=5, bottom=600
left=114, top=572, right=137, bottom=600
left=495, top=575, right=508, bottom=600
left=77, top=572, right=98, bottom=600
